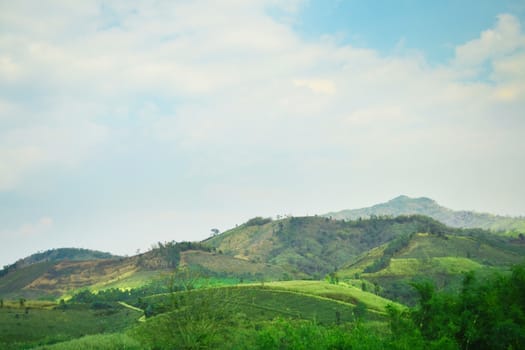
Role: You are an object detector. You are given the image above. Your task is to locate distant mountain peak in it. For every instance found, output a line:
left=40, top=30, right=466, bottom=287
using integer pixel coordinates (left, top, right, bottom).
left=325, top=196, right=525, bottom=233
left=389, top=195, right=436, bottom=204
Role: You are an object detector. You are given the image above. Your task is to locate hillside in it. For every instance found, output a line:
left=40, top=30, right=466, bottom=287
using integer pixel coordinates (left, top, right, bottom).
left=338, top=230, right=525, bottom=304
left=0, top=243, right=290, bottom=299
left=2, top=212, right=525, bottom=302
left=203, top=214, right=475, bottom=278
left=1, top=248, right=116, bottom=272
left=325, top=195, right=525, bottom=234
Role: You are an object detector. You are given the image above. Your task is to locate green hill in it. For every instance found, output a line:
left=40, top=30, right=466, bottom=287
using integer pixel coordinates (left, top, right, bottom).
left=141, top=280, right=398, bottom=323
left=203, top=214, right=475, bottom=278
left=2, top=211, right=524, bottom=303
left=1, top=248, right=117, bottom=275
left=325, top=195, right=525, bottom=234
left=0, top=244, right=290, bottom=299
left=338, top=231, right=525, bottom=304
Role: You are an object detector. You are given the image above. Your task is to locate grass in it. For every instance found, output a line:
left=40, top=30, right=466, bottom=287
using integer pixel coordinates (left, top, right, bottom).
left=399, top=233, right=524, bottom=265
left=30, top=333, right=143, bottom=350
left=339, top=233, right=523, bottom=280
left=259, top=280, right=404, bottom=314
left=0, top=303, right=142, bottom=350
left=142, top=280, right=399, bottom=325
left=181, top=250, right=287, bottom=279
left=368, top=257, right=483, bottom=277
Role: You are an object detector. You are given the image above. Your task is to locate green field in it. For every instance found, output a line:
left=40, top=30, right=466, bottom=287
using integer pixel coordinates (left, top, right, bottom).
left=0, top=303, right=142, bottom=350
left=143, top=284, right=365, bottom=324
left=259, top=280, right=404, bottom=314
left=31, top=333, right=143, bottom=350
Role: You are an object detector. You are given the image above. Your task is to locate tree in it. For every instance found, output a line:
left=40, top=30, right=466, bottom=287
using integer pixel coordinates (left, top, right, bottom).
left=210, top=228, right=220, bottom=236
left=19, top=298, right=26, bottom=308
left=0, top=298, right=3, bottom=308
left=326, top=272, right=339, bottom=284
left=354, top=301, right=367, bottom=321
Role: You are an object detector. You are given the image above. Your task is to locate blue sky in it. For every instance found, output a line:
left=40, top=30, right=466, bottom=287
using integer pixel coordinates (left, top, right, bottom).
left=297, top=0, right=525, bottom=62
left=1, top=0, right=524, bottom=266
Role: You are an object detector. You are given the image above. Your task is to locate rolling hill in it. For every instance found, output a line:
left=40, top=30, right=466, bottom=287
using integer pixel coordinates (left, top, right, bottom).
left=0, top=242, right=290, bottom=299
left=337, top=229, right=525, bottom=304
left=2, top=200, right=525, bottom=303
left=202, top=214, right=504, bottom=278
left=325, top=195, right=525, bottom=234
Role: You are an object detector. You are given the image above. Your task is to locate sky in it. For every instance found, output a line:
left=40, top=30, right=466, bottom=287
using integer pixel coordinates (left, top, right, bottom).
left=1, top=0, right=525, bottom=266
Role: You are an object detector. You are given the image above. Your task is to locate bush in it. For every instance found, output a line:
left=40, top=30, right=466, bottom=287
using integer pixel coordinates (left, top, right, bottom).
left=245, top=217, right=272, bottom=226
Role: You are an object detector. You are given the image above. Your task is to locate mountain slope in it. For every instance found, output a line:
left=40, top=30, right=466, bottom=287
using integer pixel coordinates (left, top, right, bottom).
left=0, top=244, right=289, bottom=298
left=337, top=230, right=525, bottom=304
left=3, top=205, right=524, bottom=301
left=204, top=214, right=464, bottom=278
left=325, top=195, right=525, bottom=233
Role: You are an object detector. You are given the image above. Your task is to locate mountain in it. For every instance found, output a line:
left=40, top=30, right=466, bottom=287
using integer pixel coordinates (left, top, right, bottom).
left=2, top=202, right=525, bottom=302
left=325, top=195, right=525, bottom=234
left=203, top=214, right=525, bottom=304
left=205, top=215, right=421, bottom=278
left=0, top=243, right=286, bottom=299
left=202, top=214, right=506, bottom=277
left=5, top=247, right=117, bottom=269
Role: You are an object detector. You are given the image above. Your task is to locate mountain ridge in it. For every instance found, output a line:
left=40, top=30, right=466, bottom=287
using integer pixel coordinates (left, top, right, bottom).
left=325, top=195, right=525, bottom=234
left=2, top=196, right=525, bottom=301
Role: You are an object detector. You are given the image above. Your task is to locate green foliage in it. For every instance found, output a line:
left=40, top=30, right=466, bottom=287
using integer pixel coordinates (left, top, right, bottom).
left=245, top=217, right=273, bottom=226
left=207, top=214, right=465, bottom=279
left=0, top=303, right=141, bottom=350
left=388, top=265, right=525, bottom=349
left=364, top=233, right=413, bottom=273
left=151, top=241, right=212, bottom=268
left=142, top=285, right=361, bottom=324
left=134, top=314, right=387, bottom=350
left=31, top=333, right=144, bottom=350
left=132, top=286, right=242, bottom=349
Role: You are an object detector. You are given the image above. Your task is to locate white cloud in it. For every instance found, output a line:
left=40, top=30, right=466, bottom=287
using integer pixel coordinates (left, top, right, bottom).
left=0, top=1, right=524, bottom=256
left=454, top=14, right=525, bottom=80
left=293, top=79, right=336, bottom=94
left=455, top=14, right=524, bottom=64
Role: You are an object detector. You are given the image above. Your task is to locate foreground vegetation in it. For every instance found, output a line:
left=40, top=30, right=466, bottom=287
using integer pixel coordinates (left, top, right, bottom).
left=1, top=264, right=524, bottom=349
left=0, top=302, right=141, bottom=349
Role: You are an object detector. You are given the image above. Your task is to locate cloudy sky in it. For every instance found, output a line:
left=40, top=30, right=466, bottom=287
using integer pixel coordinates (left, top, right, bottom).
left=1, top=0, right=524, bottom=266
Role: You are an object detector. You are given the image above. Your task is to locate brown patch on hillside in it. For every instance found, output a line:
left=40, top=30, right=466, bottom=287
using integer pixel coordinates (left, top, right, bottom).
left=24, top=258, right=138, bottom=295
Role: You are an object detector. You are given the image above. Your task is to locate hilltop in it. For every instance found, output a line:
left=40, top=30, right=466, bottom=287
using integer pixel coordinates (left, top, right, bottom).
left=325, top=195, right=525, bottom=234
left=3, top=248, right=117, bottom=269
left=204, top=214, right=525, bottom=302
left=203, top=215, right=454, bottom=278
